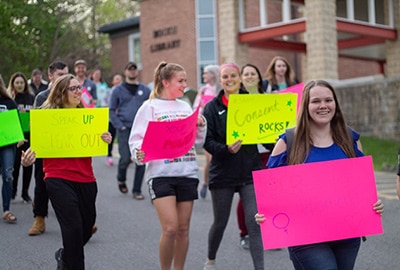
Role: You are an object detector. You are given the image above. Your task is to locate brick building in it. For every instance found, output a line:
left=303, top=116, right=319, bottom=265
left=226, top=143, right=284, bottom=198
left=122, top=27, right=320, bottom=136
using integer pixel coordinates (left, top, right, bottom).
left=98, top=0, right=399, bottom=89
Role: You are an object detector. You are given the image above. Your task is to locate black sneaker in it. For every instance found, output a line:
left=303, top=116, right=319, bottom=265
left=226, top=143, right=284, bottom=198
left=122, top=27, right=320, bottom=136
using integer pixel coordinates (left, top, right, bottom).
left=55, top=248, right=65, bottom=270
left=22, top=194, right=32, bottom=203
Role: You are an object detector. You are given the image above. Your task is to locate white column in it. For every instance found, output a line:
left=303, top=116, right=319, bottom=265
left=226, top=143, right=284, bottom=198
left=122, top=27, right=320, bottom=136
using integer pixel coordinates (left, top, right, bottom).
left=282, top=0, right=291, bottom=22
left=368, top=0, right=376, bottom=24
left=388, top=0, right=394, bottom=27
left=260, top=0, right=267, bottom=26
left=346, top=0, right=354, bottom=20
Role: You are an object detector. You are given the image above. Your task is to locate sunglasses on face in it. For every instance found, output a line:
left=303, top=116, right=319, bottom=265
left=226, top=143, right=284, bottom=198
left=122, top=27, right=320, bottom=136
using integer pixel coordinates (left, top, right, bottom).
left=67, top=85, right=83, bottom=92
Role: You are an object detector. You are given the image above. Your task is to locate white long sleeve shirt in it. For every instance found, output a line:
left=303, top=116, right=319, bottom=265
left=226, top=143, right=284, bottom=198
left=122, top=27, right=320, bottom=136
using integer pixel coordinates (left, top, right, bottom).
left=129, top=98, right=206, bottom=183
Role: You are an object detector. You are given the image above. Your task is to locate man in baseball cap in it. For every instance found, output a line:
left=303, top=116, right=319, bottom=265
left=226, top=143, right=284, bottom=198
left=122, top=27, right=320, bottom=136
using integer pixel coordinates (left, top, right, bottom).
left=73, top=59, right=97, bottom=106
left=124, top=62, right=137, bottom=70
left=109, top=61, right=150, bottom=200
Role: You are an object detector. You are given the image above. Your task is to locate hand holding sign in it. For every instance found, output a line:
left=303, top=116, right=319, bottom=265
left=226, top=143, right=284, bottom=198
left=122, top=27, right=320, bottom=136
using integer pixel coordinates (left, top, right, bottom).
left=227, top=93, right=297, bottom=144
left=141, top=106, right=200, bottom=162
left=0, top=109, right=24, bottom=147
left=253, top=156, right=383, bottom=250
left=30, top=108, right=109, bottom=157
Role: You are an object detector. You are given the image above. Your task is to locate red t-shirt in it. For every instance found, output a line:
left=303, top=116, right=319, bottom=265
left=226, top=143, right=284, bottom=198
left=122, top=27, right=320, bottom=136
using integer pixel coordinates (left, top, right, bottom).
left=43, top=157, right=96, bottom=183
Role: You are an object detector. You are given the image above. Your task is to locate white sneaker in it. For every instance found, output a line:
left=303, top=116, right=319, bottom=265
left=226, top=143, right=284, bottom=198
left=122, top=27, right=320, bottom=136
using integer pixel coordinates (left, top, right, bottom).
left=203, top=261, right=216, bottom=270
left=240, top=235, right=250, bottom=250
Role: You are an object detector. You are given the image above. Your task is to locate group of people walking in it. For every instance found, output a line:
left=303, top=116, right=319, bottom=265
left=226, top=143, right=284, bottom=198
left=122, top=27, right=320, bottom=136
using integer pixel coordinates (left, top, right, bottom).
left=1, top=55, right=385, bottom=270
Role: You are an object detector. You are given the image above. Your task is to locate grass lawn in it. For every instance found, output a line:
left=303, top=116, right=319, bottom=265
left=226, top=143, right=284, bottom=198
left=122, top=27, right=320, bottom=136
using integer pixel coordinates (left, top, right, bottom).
left=361, top=136, right=398, bottom=171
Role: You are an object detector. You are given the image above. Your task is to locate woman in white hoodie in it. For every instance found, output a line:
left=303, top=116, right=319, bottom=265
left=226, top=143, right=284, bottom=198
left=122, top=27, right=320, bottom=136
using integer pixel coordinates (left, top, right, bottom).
left=129, top=61, right=206, bottom=270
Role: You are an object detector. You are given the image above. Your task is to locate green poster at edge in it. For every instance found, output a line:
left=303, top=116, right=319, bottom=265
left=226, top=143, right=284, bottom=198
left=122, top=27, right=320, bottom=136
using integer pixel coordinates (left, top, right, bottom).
left=20, top=111, right=30, bottom=132
left=0, top=109, right=24, bottom=147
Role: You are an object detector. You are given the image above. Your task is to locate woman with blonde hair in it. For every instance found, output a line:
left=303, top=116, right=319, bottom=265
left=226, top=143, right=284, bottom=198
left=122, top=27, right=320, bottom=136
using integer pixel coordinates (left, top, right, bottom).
left=203, top=63, right=264, bottom=270
left=129, top=62, right=206, bottom=270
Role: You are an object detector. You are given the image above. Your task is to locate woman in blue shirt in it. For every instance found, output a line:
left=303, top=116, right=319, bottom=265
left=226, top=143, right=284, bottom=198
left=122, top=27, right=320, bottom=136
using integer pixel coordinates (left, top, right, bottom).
left=255, top=80, right=384, bottom=270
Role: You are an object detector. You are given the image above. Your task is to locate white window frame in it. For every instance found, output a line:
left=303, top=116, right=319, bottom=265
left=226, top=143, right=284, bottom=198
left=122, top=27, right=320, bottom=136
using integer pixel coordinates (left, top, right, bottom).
left=128, top=32, right=142, bottom=69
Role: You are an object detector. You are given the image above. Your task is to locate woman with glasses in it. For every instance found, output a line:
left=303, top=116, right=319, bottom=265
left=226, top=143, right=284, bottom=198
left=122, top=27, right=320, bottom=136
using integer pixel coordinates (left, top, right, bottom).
left=21, top=74, right=112, bottom=270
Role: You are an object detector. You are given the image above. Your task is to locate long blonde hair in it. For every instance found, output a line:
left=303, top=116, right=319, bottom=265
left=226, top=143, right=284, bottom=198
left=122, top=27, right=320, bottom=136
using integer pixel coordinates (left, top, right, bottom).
left=41, top=74, right=83, bottom=109
left=288, top=80, right=356, bottom=165
left=150, top=61, right=185, bottom=99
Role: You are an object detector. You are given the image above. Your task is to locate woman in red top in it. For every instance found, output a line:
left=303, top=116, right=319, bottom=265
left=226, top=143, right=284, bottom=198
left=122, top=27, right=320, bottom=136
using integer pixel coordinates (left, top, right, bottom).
left=22, top=74, right=112, bottom=270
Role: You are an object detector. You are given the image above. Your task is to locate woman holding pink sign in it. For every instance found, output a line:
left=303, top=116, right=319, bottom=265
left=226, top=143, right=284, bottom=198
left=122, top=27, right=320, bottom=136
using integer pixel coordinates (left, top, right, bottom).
left=255, top=80, right=384, bottom=270
left=129, top=62, right=206, bottom=270
left=192, top=64, right=220, bottom=199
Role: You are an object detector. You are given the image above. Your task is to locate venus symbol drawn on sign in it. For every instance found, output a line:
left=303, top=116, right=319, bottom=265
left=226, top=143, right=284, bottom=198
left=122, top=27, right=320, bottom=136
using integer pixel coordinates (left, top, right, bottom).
left=272, top=213, right=290, bottom=233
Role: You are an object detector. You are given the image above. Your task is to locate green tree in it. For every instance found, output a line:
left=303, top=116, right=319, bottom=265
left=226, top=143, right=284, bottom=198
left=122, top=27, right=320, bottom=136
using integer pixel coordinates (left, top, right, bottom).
left=0, top=0, right=139, bottom=83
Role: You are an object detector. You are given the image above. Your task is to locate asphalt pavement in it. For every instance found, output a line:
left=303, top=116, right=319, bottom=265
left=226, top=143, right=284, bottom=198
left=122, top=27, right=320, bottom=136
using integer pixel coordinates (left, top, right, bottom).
left=1, top=151, right=399, bottom=270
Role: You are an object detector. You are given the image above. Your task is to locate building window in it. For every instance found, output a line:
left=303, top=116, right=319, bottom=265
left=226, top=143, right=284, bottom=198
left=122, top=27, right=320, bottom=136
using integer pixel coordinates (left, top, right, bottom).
left=337, top=0, right=392, bottom=26
left=196, top=0, right=218, bottom=87
left=128, top=33, right=142, bottom=69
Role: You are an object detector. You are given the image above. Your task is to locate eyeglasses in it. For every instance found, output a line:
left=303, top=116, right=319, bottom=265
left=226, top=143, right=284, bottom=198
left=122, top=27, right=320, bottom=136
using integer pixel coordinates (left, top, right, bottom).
left=67, top=85, right=83, bottom=92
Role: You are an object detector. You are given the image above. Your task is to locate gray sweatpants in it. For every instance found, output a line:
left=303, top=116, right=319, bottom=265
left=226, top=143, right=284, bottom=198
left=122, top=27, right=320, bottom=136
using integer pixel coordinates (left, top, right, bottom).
left=207, top=184, right=264, bottom=270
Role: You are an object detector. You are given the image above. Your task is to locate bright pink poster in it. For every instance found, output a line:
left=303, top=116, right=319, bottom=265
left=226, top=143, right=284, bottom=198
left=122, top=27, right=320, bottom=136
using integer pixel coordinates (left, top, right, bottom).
left=81, top=87, right=95, bottom=108
left=279, top=83, right=304, bottom=113
left=201, top=94, right=215, bottom=105
left=253, top=156, right=383, bottom=250
left=141, top=106, right=200, bottom=162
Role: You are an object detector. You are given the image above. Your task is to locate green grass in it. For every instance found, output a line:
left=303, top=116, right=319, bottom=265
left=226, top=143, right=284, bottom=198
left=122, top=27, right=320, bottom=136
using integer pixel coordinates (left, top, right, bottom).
left=361, top=136, right=398, bottom=171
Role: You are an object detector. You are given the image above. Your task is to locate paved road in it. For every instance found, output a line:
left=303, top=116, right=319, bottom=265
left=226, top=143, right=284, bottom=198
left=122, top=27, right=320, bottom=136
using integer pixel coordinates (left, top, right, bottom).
left=1, top=152, right=399, bottom=270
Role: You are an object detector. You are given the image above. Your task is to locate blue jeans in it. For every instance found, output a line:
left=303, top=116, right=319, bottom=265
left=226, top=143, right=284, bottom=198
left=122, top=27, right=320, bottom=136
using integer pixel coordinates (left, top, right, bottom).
left=288, top=238, right=361, bottom=270
left=117, top=128, right=145, bottom=193
left=0, top=144, right=16, bottom=212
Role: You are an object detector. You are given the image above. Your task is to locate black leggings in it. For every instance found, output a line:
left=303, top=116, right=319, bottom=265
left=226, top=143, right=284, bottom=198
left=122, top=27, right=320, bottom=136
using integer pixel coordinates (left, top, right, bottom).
left=47, top=178, right=97, bottom=270
left=207, top=184, right=264, bottom=269
left=13, top=140, right=33, bottom=198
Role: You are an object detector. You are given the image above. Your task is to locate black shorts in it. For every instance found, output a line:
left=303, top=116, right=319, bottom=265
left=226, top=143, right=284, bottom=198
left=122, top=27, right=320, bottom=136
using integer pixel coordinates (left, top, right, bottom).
left=148, top=177, right=199, bottom=201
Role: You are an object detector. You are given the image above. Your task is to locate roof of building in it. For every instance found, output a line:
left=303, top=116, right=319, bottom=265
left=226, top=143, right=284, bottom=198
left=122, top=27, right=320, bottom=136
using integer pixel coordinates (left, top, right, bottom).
left=98, top=16, right=140, bottom=34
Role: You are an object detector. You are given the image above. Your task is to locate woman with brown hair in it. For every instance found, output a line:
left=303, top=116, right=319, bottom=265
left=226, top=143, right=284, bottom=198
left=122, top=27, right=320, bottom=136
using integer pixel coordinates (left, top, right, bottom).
left=264, top=56, right=297, bottom=93
left=8, top=72, right=35, bottom=203
left=255, top=80, right=384, bottom=270
left=21, top=74, right=112, bottom=270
